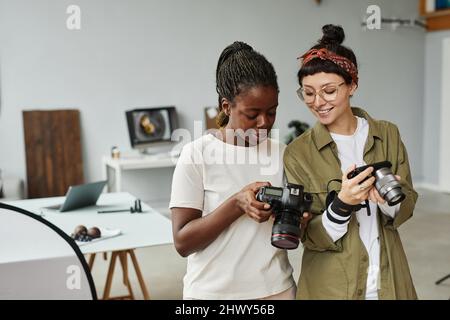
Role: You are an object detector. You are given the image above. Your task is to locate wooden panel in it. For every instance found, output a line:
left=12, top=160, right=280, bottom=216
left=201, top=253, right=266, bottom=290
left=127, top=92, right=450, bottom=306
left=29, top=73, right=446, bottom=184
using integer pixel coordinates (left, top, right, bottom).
left=23, top=110, right=84, bottom=198
left=419, top=0, right=426, bottom=15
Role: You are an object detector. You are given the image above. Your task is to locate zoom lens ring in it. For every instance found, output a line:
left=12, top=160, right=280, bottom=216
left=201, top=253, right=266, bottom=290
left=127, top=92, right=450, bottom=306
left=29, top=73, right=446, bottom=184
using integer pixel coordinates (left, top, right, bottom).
left=272, top=223, right=300, bottom=237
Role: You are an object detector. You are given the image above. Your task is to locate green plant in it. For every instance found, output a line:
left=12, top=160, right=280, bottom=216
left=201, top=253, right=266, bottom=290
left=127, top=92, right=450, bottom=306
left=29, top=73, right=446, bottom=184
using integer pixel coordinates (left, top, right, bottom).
left=285, top=120, right=310, bottom=144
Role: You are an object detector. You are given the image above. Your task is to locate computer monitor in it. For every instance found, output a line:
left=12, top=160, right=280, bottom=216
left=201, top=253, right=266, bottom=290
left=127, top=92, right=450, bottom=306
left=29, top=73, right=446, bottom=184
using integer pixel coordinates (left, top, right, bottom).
left=125, top=106, right=179, bottom=154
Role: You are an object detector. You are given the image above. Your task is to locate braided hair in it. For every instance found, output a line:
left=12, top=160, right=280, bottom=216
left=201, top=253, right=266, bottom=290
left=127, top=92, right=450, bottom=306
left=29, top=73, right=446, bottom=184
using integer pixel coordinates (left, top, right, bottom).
left=215, top=41, right=278, bottom=127
left=298, top=24, right=358, bottom=86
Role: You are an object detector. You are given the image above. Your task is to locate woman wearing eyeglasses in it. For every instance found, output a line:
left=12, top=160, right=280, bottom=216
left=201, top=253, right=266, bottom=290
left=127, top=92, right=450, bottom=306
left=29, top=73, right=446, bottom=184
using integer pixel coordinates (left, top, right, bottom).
left=284, top=24, right=418, bottom=300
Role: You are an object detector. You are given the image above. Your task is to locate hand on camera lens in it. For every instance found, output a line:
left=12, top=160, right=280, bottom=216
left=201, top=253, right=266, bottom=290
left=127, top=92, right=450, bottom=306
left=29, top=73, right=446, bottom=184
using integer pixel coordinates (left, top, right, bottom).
left=338, top=164, right=376, bottom=206
left=368, top=174, right=402, bottom=204
left=368, top=186, right=385, bottom=204
left=236, top=182, right=272, bottom=223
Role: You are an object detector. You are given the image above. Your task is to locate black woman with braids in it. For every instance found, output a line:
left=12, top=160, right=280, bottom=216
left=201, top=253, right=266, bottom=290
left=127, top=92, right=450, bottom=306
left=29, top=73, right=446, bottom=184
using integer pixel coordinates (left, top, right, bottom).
left=170, top=41, right=309, bottom=300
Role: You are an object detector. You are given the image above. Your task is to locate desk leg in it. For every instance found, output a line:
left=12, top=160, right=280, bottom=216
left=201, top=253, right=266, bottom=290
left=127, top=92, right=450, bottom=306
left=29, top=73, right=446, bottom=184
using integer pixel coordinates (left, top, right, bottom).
left=98, top=249, right=149, bottom=300
left=115, top=169, right=122, bottom=192
left=103, top=251, right=118, bottom=300
left=102, top=161, right=108, bottom=190
left=88, top=253, right=96, bottom=270
left=119, top=251, right=135, bottom=300
left=128, top=249, right=150, bottom=300
left=104, top=164, right=121, bottom=193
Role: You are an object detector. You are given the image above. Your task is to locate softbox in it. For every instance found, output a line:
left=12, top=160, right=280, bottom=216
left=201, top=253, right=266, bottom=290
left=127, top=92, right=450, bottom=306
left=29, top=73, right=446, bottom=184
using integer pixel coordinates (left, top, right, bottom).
left=0, top=203, right=97, bottom=299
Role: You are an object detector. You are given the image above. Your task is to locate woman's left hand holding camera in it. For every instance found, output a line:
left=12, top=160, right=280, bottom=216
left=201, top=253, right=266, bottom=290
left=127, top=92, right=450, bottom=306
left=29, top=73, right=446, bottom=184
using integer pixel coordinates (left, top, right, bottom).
left=235, top=182, right=273, bottom=223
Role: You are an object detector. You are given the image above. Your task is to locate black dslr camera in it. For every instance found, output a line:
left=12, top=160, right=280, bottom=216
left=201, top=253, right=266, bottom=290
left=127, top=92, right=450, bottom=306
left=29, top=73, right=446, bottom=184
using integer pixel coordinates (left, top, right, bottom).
left=347, top=161, right=405, bottom=206
left=256, top=183, right=312, bottom=250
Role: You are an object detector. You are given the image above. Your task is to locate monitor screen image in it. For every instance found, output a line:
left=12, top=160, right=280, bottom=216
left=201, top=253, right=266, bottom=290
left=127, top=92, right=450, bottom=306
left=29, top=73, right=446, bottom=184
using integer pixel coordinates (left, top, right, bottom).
left=126, top=106, right=178, bottom=151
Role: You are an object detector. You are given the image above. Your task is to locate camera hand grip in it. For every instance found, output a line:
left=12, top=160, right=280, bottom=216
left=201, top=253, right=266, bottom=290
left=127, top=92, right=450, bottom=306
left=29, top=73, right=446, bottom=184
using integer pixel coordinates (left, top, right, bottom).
left=347, top=161, right=392, bottom=180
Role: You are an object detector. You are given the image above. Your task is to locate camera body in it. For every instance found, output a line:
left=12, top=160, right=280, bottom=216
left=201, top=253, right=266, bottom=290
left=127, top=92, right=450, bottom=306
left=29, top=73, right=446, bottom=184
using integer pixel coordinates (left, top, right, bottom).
left=256, top=183, right=312, bottom=250
left=347, top=161, right=405, bottom=206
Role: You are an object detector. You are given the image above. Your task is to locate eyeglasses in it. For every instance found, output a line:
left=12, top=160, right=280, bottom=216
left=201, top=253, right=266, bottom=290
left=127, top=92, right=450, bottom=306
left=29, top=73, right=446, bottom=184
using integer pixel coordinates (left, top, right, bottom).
left=297, top=82, right=346, bottom=104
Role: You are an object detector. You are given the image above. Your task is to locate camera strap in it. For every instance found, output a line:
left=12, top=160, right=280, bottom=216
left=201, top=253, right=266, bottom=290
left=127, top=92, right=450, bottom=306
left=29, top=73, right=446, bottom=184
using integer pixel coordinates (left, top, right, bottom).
left=326, top=179, right=371, bottom=216
left=360, top=200, right=371, bottom=216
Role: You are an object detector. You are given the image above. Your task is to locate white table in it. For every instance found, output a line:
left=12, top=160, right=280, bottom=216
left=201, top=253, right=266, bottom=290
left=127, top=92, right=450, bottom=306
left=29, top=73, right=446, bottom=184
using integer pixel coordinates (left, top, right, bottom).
left=102, top=153, right=178, bottom=193
left=5, top=192, right=174, bottom=300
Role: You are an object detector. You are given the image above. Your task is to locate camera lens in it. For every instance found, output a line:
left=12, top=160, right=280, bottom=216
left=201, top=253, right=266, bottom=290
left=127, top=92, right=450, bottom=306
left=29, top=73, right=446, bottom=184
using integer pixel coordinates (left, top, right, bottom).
left=256, top=184, right=311, bottom=250
left=271, top=210, right=301, bottom=250
left=374, top=167, right=405, bottom=206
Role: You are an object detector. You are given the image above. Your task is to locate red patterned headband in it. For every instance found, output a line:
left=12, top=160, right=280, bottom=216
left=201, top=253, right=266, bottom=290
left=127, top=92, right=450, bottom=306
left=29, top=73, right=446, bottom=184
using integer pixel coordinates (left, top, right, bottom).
left=298, top=48, right=358, bottom=85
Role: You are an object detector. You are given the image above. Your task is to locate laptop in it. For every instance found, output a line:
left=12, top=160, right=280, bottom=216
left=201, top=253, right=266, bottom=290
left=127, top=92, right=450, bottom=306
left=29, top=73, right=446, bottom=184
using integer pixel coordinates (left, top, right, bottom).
left=44, top=180, right=107, bottom=212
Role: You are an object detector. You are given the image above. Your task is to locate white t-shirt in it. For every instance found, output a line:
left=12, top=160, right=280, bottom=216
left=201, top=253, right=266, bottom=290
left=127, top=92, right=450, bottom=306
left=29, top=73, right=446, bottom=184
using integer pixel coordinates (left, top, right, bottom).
left=322, top=116, right=399, bottom=300
left=169, top=133, right=294, bottom=300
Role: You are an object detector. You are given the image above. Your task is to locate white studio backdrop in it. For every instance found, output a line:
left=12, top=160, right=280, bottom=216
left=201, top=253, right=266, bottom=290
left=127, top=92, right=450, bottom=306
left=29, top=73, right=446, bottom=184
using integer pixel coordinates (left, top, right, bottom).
left=440, top=37, right=450, bottom=192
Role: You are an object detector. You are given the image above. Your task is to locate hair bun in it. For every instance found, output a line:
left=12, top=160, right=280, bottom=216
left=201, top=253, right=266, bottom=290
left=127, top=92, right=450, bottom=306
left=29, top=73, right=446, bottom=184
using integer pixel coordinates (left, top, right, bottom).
left=230, top=41, right=253, bottom=53
left=217, top=41, right=253, bottom=73
left=319, top=24, right=345, bottom=45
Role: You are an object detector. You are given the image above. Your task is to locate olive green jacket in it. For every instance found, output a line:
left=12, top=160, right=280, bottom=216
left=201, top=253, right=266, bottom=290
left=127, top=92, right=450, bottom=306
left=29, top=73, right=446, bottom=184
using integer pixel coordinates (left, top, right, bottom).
left=284, top=107, right=418, bottom=300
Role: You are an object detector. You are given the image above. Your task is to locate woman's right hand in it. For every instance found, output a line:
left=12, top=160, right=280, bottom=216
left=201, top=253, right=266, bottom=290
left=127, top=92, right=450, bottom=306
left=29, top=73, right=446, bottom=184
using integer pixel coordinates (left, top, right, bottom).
left=235, top=182, right=273, bottom=223
left=338, top=164, right=376, bottom=206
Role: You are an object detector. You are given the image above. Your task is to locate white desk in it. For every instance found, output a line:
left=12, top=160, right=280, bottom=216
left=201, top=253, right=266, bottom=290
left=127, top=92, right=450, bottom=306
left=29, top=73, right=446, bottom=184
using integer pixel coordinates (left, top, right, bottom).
left=5, top=192, right=174, bottom=300
left=102, top=154, right=178, bottom=193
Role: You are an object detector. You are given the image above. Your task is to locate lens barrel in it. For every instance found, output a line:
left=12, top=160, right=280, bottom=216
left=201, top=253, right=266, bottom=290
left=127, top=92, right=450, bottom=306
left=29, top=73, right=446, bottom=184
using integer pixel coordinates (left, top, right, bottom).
left=374, top=167, right=405, bottom=206
left=271, top=210, right=301, bottom=250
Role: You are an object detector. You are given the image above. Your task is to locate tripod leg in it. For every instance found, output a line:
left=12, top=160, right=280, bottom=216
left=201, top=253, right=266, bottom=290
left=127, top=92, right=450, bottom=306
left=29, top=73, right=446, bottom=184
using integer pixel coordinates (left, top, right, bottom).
left=435, top=273, right=450, bottom=285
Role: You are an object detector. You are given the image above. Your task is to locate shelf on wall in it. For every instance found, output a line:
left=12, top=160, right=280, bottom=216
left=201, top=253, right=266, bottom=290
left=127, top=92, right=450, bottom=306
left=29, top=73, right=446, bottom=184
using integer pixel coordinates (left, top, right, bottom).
left=419, top=0, right=450, bottom=31
left=421, top=8, right=450, bottom=17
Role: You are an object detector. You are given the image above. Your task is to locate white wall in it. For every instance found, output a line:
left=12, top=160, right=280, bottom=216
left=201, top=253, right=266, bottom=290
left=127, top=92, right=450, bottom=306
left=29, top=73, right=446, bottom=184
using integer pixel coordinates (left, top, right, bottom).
left=0, top=0, right=425, bottom=199
left=439, top=37, right=450, bottom=192
left=422, top=30, right=450, bottom=191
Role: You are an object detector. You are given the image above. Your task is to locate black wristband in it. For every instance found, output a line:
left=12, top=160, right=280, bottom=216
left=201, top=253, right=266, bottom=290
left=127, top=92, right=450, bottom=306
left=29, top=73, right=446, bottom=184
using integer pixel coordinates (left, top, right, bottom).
left=330, top=196, right=356, bottom=217
left=326, top=209, right=351, bottom=224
